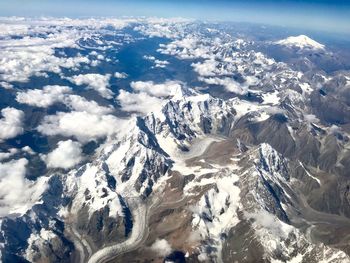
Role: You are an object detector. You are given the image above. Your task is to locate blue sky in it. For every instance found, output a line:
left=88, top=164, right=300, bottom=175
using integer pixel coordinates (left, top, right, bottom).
left=0, top=0, right=349, bottom=34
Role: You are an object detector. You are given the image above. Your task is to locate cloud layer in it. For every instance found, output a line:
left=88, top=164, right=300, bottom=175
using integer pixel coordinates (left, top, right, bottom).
left=16, top=85, right=114, bottom=114
left=117, top=80, right=183, bottom=115
left=68, top=74, right=113, bottom=99
left=38, top=111, right=125, bottom=142
left=0, top=158, right=47, bottom=216
left=117, top=90, right=164, bottom=115
left=130, top=80, right=181, bottom=97
left=43, top=140, right=83, bottom=169
left=16, top=85, right=72, bottom=108
left=0, top=107, right=24, bottom=141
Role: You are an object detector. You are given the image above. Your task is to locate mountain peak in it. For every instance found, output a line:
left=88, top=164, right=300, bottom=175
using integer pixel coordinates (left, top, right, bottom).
left=276, top=35, right=325, bottom=50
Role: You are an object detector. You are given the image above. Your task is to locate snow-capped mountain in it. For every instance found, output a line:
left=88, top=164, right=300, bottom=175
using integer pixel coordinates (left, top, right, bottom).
left=276, top=35, right=325, bottom=50
left=1, top=18, right=350, bottom=263
left=6, top=89, right=348, bottom=263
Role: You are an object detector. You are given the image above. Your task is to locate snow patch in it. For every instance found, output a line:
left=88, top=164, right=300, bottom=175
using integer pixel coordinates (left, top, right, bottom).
left=191, top=172, right=240, bottom=262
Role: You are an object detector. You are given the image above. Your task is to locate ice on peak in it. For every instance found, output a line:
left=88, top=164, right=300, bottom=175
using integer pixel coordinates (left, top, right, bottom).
left=276, top=35, right=325, bottom=50
left=258, top=143, right=282, bottom=160
left=259, top=143, right=277, bottom=155
left=256, top=143, right=288, bottom=177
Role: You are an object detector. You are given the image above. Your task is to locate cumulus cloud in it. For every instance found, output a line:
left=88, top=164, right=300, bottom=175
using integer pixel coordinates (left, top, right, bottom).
left=0, top=81, right=13, bottom=89
left=329, top=124, right=341, bottom=134
left=16, top=85, right=113, bottom=114
left=247, top=210, right=292, bottom=239
left=68, top=73, right=113, bottom=99
left=0, top=148, right=19, bottom=161
left=265, top=106, right=286, bottom=115
left=154, top=60, right=169, bottom=68
left=135, top=17, right=191, bottom=39
left=37, top=111, right=125, bottom=142
left=22, top=146, right=35, bottom=155
left=117, top=90, right=164, bottom=115
left=118, top=80, right=184, bottom=115
left=150, top=239, right=172, bottom=257
left=304, top=114, right=319, bottom=123
left=143, top=55, right=169, bottom=68
left=0, top=31, right=90, bottom=82
left=0, top=147, right=35, bottom=162
left=43, top=140, right=83, bottom=169
left=143, top=55, right=156, bottom=60
left=192, top=59, right=218, bottom=77
left=130, top=80, right=182, bottom=97
left=114, top=72, right=128, bottom=79
left=65, top=95, right=114, bottom=115
left=16, top=85, right=72, bottom=107
left=0, top=158, right=48, bottom=216
left=158, top=35, right=211, bottom=59
left=0, top=17, right=140, bottom=83
left=200, top=77, right=248, bottom=95
left=0, top=23, right=29, bottom=37
left=0, top=107, right=24, bottom=141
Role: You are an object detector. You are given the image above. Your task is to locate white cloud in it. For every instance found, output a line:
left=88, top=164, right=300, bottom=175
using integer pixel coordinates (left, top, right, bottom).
left=16, top=85, right=118, bottom=143
left=65, top=95, right=114, bottom=115
left=96, top=54, right=104, bottom=60
left=114, top=72, right=128, bottom=79
left=150, top=239, right=172, bottom=257
left=43, top=140, right=83, bottom=169
left=0, top=148, right=19, bottom=161
left=130, top=80, right=182, bottom=97
left=22, top=146, right=35, bottom=155
left=329, top=124, right=341, bottom=134
left=154, top=59, right=169, bottom=68
left=0, top=32, right=90, bottom=82
left=158, top=35, right=211, bottom=60
left=0, top=17, right=189, bottom=84
left=0, top=81, right=13, bottom=89
left=0, top=158, right=48, bottom=216
left=37, top=111, right=125, bottom=142
left=157, top=31, right=278, bottom=99
left=68, top=73, right=113, bottom=99
left=247, top=209, right=293, bottom=239
left=135, top=17, right=191, bottom=39
left=117, top=90, right=164, bottom=115
left=90, top=60, right=100, bottom=67
left=0, top=107, right=24, bottom=141
left=304, top=114, right=319, bottom=123
left=0, top=17, right=140, bottom=83
left=143, top=55, right=156, bottom=60
left=192, top=60, right=260, bottom=82
left=265, top=106, right=286, bottom=116
left=119, top=80, right=184, bottom=115
left=0, top=23, right=29, bottom=37
left=16, top=85, right=113, bottom=114
left=16, top=85, right=72, bottom=108
left=192, top=59, right=218, bottom=77
left=143, top=55, right=169, bottom=68
left=200, top=77, right=248, bottom=95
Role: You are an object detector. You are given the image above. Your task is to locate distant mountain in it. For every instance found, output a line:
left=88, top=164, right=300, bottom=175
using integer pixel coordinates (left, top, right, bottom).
left=275, top=35, right=325, bottom=50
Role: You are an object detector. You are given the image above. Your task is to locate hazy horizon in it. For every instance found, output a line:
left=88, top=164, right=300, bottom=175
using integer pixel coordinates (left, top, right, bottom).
left=0, top=0, right=349, bottom=35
